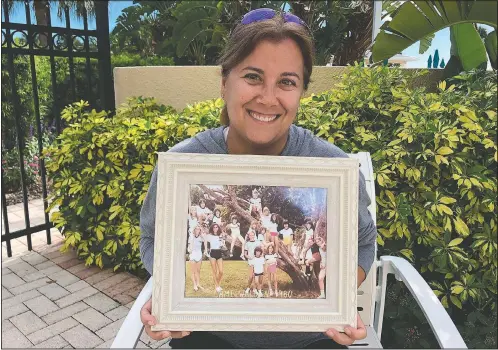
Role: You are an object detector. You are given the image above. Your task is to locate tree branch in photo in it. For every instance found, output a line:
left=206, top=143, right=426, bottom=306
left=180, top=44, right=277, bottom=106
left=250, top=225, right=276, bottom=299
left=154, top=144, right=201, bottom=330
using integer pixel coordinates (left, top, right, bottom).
left=197, top=184, right=318, bottom=291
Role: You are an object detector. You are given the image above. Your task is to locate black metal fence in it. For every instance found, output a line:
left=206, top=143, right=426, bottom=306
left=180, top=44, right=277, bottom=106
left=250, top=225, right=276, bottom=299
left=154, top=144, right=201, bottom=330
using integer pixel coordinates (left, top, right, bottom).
left=1, top=0, right=114, bottom=257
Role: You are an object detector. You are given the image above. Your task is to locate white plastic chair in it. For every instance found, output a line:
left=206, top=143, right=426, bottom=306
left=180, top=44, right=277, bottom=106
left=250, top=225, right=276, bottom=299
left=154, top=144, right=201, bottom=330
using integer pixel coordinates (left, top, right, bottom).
left=111, top=152, right=467, bottom=349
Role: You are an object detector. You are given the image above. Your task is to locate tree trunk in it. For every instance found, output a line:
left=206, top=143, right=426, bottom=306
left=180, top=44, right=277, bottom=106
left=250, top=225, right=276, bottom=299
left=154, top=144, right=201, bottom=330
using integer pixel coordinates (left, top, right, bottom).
left=33, top=0, right=49, bottom=47
left=276, top=243, right=310, bottom=290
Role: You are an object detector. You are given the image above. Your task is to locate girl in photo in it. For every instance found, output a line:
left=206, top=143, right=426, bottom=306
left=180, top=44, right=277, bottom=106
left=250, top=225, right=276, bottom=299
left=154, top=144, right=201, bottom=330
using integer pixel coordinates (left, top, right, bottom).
left=316, top=236, right=327, bottom=299
left=244, top=230, right=262, bottom=296
left=206, top=223, right=224, bottom=293
left=227, top=215, right=245, bottom=259
left=196, top=199, right=213, bottom=223
left=257, top=226, right=269, bottom=246
left=265, top=245, right=278, bottom=296
left=279, top=220, right=294, bottom=248
left=260, top=207, right=271, bottom=229
left=212, top=208, right=222, bottom=225
left=248, top=188, right=262, bottom=216
left=249, top=246, right=265, bottom=298
left=247, top=220, right=259, bottom=237
left=188, top=225, right=206, bottom=292
left=303, top=237, right=321, bottom=271
left=299, top=220, right=315, bottom=263
left=268, top=213, right=279, bottom=255
left=188, top=206, right=198, bottom=240
left=301, top=237, right=320, bottom=287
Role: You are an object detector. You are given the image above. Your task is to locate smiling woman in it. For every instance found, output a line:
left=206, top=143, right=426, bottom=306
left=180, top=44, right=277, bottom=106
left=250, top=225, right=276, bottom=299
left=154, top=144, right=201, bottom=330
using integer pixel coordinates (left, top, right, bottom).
left=218, top=11, right=313, bottom=156
left=139, top=7, right=377, bottom=349
left=221, top=39, right=305, bottom=155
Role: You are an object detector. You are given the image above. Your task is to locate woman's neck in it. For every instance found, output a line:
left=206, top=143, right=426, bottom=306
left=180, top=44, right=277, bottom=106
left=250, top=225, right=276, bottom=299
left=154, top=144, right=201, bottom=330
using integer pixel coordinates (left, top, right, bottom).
left=226, top=127, right=288, bottom=155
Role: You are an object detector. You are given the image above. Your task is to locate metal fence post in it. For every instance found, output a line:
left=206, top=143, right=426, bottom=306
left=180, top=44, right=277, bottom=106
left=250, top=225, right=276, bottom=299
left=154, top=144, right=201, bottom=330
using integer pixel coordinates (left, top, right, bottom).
left=95, top=0, right=115, bottom=113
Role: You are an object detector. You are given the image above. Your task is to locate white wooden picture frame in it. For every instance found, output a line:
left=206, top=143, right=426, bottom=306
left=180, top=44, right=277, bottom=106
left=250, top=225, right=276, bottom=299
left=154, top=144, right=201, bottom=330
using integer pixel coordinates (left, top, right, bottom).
left=151, top=152, right=359, bottom=332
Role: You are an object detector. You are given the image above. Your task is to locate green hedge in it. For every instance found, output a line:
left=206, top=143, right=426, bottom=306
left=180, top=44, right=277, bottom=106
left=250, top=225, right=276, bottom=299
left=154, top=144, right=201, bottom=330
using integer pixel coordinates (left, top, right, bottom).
left=111, top=53, right=175, bottom=69
left=45, top=66, right=496, bottom=348
left=297, top=66, right=497, bottom=348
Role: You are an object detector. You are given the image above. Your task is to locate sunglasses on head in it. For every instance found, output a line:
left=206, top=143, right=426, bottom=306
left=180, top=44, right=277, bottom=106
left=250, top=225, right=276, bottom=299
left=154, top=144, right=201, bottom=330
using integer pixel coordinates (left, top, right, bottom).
left=241, top=8, right=307, bottom=27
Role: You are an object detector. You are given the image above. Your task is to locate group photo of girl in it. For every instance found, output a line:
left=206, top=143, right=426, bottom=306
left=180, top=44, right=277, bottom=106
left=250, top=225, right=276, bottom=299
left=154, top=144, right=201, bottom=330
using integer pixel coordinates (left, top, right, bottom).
left=184, top=184, right=328, bottom=299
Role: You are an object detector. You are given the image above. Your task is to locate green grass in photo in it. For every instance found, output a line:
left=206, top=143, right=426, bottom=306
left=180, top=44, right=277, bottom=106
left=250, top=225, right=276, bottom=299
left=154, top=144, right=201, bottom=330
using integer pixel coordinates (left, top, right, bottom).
left=185, top=260, right=320, bottom=299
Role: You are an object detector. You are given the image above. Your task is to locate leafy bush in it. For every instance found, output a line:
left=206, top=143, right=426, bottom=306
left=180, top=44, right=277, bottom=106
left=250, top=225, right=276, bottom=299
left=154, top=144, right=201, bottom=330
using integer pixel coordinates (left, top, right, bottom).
left=296, top=65, right=497, bottom=348
left=45, top=97, right=221, bottom=271
left=111, top=53, right=175, bottom=69
left=46, top=66, right=496, bottom=348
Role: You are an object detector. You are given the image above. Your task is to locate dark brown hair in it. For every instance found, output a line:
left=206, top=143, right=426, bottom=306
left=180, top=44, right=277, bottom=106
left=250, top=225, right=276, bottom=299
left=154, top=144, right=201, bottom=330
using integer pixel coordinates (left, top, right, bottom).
left=210, top=223, right=221, bottom=235
left=217, top=13, right=315, bottom=125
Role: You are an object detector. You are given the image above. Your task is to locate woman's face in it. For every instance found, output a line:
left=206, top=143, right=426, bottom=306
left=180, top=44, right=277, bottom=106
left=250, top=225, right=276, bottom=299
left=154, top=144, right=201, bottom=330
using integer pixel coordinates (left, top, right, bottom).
left=222, top=38, right=304, bottom=153
left=199, top=202, right=205, bottom=208
left=263, top=208, right=269, bottom=215
left=194, top=227, right=201, bottom=237
left=212, top=225, right=219, bottom=234
left=232, top=218, right=237, bottom=224
left=305, top=222, right=311, bottom=229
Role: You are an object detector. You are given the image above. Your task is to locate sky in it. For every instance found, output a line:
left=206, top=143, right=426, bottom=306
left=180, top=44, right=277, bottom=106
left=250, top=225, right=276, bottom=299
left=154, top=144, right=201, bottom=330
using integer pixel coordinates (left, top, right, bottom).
left=402, top=28, right=451, bottom=68
left=4, top=1, right=492, bottom=69
left=401, top=24, right=494, bottom=69
left=5, top=1, right=133, bottom=31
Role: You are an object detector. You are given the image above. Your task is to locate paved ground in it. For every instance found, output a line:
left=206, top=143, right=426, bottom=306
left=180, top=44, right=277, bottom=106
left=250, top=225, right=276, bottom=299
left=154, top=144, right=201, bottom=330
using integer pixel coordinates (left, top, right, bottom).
left=2, top=200, right=171, bottom=349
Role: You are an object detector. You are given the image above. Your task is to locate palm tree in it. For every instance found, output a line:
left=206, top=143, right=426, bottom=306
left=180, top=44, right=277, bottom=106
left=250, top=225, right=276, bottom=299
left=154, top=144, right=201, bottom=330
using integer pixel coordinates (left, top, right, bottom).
left=288, top=0, right=374, bottom=66
left=3, top=0, right=98, bottom=46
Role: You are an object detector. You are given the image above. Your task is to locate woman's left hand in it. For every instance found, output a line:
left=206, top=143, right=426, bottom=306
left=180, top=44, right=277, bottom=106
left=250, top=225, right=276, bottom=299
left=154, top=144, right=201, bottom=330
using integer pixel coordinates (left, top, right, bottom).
left=324, top=313, right=366, bottom=346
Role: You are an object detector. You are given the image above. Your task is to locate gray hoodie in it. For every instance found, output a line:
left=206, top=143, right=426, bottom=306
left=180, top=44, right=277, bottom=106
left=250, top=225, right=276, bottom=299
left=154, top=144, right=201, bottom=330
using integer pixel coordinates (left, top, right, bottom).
left=139, top=125, right=377, bottom=348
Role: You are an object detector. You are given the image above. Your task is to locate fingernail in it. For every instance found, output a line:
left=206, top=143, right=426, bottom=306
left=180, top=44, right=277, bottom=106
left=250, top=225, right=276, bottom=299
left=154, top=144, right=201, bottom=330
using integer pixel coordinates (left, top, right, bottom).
left=148, top=321, right=154, bottom=326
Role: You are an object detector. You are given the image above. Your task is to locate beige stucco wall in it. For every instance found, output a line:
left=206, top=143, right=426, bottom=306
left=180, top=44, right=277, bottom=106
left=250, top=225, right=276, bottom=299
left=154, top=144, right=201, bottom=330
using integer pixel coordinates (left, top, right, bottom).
left=114, top=66, right=443, bottom=111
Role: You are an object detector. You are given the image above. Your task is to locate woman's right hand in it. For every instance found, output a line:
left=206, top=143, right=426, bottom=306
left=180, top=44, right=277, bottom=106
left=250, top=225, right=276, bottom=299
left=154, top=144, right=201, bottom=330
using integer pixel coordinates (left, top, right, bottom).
left=140, top=298, right=191, bottom=341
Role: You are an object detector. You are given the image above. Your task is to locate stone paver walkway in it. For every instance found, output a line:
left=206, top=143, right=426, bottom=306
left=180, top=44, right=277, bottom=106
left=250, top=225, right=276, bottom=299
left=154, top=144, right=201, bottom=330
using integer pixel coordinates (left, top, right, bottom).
left=2, top=201, right=170, bottom=349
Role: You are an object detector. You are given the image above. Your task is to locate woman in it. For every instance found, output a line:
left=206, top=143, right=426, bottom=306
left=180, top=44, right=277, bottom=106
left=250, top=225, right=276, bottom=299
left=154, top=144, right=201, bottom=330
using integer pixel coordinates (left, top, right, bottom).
left=139, top=8, right=375, bottom=348
left=205, top=223, right=224, bottom=293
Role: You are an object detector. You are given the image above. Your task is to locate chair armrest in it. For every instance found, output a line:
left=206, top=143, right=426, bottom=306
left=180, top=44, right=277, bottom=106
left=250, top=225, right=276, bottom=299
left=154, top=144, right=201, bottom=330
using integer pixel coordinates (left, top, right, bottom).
left=111, top=278, right=153, bottom=348
left=378, top=256, right=467, bottom=349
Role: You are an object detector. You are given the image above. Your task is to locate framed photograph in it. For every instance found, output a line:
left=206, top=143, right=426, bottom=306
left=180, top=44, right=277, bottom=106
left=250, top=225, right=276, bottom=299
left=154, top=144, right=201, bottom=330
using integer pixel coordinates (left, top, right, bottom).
left=151, top=153, right=359, bottom=332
